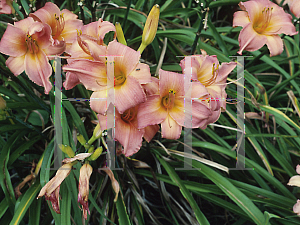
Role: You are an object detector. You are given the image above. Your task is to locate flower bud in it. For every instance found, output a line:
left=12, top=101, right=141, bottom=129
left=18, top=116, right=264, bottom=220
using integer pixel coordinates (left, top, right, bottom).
left=59, top=144, right=75, bottom=158
left=88, top=147, right=103, bottom=161
left=0, top=96, right=6, bottom=110
left=115, top=22, right=127, bottom=46
left=77, top=134, right=87, bottom=146
left=93, top=123, right=102, bottom=139
left=138, top=4, right=160, bottom=53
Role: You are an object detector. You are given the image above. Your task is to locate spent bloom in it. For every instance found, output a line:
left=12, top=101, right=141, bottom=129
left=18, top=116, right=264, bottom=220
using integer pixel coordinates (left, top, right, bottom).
left=0, top=17, right=64, bottom=94
left=233, top=0, right=297, bottom=56
left=180, top=51, right=236, bottom=126
left=37, top=163, right=73, bottom=214
left=30, top=2, right=83, bottom=52
left=78, top=163, right=93, bottom=220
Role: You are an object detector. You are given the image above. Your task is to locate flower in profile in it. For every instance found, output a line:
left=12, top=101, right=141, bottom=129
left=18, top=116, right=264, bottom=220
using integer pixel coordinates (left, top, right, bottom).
left=37, top=163, right=73, bottom=214
left=293, top=200, right=300, bottom=216
left=30, top=2, right=83, bottom=52
left=180, top=51, right=236, bottom=126
left=97, top=105, right=159, bottom=156
left=78, top=163, right=93, bottom=220
left=233, top=0, right=297, bottom=56
left=287, top=165, right=300, bottom=187
left=137, top=69, right=211, bottom=139
left=0, top=0, right=14, bottom=14
left=0, top=17, right=63, bottom=94
left=63, top=41, right=151, bottom=115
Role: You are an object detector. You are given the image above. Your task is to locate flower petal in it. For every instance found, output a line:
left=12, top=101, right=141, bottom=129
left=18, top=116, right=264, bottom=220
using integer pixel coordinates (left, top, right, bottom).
left=142, top=76, right=159, bottom=96
left=24, top=50, right=53, bottom=94
left=107, top=41, right=140, bottom=75
left=137, top=95, right=167, bottom=128
left=63, top=60, right=107, bottom=91
left=90, top=90, right=108, bottom=115
left=0, top=24, right=27, bottom=57
left=129, top=63, right=151, bottom=84
left=115, top=116, right=144, bottom=157
left=293, top=200, right=300, bottom=216
left=29, top=2, right=60, bottom=28
left=237, top=23, right=267, bottom=54
left=114, top=76, right=146, bottom=114
left=287, top=175, right=300, bottom=187
left=144, top=124, right=159, bottom=142
left=29, top=22, right=52, bottom=50
left=265, top=35, right=283, bottom=57
left=296, top=164, right=300, bottom=174
left=161, top=115, right=182, bottom=139
left=159, top=69, right=184, bottom=97
left=97, top=19, right=116, bottom=41
left=6, top=56, right=25, bottom=76
left=233, top=11, right=251, bottom=27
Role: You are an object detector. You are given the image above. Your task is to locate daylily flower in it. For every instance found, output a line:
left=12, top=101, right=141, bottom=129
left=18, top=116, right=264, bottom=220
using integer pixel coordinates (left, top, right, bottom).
left=0, top=0, right=13, bottom=14
left=180, top=51, right=236, bottom=126
left=63, top=40, right=151, bottom=115
left=98, top=105, right=159, bottom=156
left=0, top=17, right=63, bottom=94
left=78, top=163, right=93, bottom=220
left=233, top=0, right=297, bottom=56
left=63, top=19, right=116, bottom=90
left=137, top=69, right=211, bottom=139
left=293, top=200, right=300, bottom=216
left=276, top=0, right=300, bottom=18
left=37, top=163, right=73, bottom=214
left=287, top=164, right=300, bottom=187
left=30, top=2, right=83, bottom=53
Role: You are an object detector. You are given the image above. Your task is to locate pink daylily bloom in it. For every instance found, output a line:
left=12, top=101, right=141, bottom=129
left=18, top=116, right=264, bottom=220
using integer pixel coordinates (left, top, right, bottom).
left=30, top=2, right=83, bottom=52
left=282, top=0, right=300, bottom=18
left=78, top=163, right=93, bottom=220
left=233, top=0, right=297, bottom=56
left=0, top=17, right=63, bottom=94
left=63, top=19, right=116, bottom=90
left=0, top=0, right=13, bottom=14
left=137, top=69, right=211, bottom=140
left=63, top=41, right=151, bottom=114
left=180, top=51, right=236, bottom=126
left=98, top=105, right=159, bottom=156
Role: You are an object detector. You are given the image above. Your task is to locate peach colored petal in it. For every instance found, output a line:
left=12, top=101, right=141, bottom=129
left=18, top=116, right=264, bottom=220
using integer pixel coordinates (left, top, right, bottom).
left=217, top=62, right=237, bottom=85
left=29, top=22, right=52, bottom=50
left=77, top=35, right=107, bottom=61
left=288, top=175, right=300, bottom=187
left=169, top=98, right=185, bottom=126
left=114, top=76, right=146, bottom=114
left=206, top=109, right=221, bottom=125
left=159, top=69, right=184, bottom=97
left=290, top=0, right=300, bottom=18
left=144, top=124, right=159, bottom=142
left=265, top=35, right=283, bottom=57
left=81, top=21, right=98, bottom=39
left=115, top=115, right=144, bottom=157
left=63, top=60, right=107, bottom=91
left=232, top=11, right=251, bottom=27
left=43, top=40, right=66, bottom=56
left=137, top=95, right=167, bottom=128
left=67, top=40, right=93, bottom=61
left=14, top=17, right=35, bottom=33
left=161, top=115, right=182, bottom=139
left=107, top=41, right=140, bottom=76
left=90, top=90, right=108, bottom=115
left=129, top=63, right=151, bottom=84
left=240, top=0, right=266, bottom=23
left=6, top=56, right=25, bottom=76
left=0, top=0, right=12, bottom=14
left=237, top=23, right=267, bottom=54
left=296, top=164, right=300, bottom=174
left=179, top=56, right=200, bottom=80
left=97, top=19, right=116, bottom=41
left=29, top=2, right=60, bottom=28
left=63, top=72, right=81, bottom=90
left=24, top=50, right=53, bottom=94
left=293, top=200, right=300, bottom=216
left=0, top=24, right=27, bottom=57
left=264, top=6, right=297, bottom=35
left=142, top=76, right=159, bottom=96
